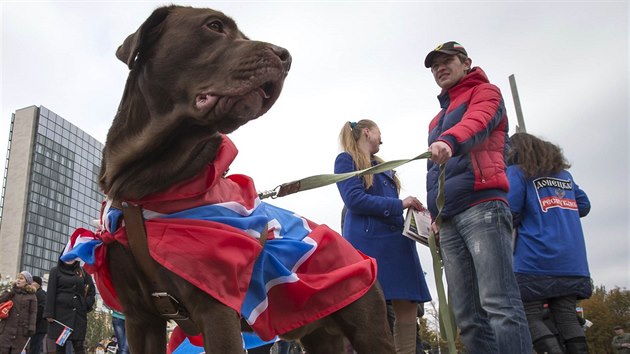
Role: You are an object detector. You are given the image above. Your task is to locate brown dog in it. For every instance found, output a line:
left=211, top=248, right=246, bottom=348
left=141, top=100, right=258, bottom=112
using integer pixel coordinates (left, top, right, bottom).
left=98, top=5, right=395, bottom=354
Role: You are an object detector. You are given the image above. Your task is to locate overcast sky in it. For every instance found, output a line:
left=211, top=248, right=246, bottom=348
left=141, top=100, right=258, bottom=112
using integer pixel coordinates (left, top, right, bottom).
left=1, top=1, right=628, bottom=310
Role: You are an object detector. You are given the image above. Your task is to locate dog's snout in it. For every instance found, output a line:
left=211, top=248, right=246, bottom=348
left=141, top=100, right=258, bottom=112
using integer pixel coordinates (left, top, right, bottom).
left=271, top=45, right=292, bottom=72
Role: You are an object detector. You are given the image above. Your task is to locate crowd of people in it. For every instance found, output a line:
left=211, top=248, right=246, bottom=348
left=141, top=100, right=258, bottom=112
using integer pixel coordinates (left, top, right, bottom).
left=331, top=40, right=598, bottom=354
left=0, top=261, right=132, bottom=354
left=0, top=40, right=617, bottom=354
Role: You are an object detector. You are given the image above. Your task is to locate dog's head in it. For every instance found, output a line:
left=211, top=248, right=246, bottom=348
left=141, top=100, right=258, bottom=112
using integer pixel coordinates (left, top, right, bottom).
left=99, top=5, right=291, bottom=200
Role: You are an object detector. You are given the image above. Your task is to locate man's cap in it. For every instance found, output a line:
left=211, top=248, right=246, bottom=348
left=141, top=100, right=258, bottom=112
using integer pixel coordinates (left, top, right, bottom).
left=32, top=276, right=43, bottom=286
left=614, top=325, right=623, bottom=330
left=424, top=41, right=468, bottom=68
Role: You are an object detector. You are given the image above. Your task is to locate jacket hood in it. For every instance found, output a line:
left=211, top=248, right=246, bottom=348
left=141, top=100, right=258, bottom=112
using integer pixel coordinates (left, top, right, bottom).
left=438, top=67, right=490, bottom=105
left=12, top=283, right=37, bottom=294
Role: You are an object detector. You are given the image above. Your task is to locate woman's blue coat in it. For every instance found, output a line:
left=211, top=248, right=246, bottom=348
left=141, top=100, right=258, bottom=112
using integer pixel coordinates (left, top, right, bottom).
left=335, top=152, right=431, bottom=302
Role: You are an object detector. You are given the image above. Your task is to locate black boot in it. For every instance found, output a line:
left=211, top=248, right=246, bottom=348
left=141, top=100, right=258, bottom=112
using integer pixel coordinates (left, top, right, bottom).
left=565, top=337, right=589, bottom=354
left=533, top=335, right=564, bottom=354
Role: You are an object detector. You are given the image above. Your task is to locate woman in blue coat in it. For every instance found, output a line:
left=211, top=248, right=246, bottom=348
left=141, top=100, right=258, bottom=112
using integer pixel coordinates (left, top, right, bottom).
left=507, top=133, right=591, bottom=354
left=334, top=119, right=431, bottom=354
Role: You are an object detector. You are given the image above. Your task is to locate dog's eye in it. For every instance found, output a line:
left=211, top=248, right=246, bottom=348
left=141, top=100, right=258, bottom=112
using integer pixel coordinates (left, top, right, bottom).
left=206, top=20, right=224, bottom=33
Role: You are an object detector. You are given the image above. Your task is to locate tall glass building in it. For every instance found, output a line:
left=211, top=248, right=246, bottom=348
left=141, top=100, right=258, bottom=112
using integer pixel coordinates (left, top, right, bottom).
left=0, top=105, right=103, bottom=278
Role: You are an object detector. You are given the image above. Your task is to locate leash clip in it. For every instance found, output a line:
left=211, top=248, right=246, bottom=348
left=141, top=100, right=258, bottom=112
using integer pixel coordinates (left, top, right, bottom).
left=258, top=186, right=280, bottom=200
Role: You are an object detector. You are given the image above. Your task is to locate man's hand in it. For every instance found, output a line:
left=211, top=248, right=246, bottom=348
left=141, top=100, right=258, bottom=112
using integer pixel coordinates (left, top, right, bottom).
left=430, top=222, right=440, bottom=244
left=429, top=141, right=453, bottom=164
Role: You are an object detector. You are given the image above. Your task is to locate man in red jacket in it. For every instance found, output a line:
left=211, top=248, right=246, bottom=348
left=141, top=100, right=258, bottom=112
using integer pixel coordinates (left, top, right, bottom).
left=424, top=41, right=531, bottom=354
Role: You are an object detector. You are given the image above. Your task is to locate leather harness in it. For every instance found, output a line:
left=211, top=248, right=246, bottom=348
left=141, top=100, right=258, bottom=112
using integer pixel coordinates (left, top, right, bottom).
left=117, top=199, right=268, bottom=336
left=119, top=202, right=193, bottom=324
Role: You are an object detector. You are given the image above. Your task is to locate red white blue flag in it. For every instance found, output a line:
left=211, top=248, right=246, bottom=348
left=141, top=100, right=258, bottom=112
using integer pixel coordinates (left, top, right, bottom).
left=55, top=321, right=73, bottom=346
left=60, top=228, right=102, bottom=264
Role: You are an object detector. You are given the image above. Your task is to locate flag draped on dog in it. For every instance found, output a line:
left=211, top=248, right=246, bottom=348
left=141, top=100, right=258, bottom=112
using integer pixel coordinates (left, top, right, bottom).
left=62, top=135, right=376, bottom=340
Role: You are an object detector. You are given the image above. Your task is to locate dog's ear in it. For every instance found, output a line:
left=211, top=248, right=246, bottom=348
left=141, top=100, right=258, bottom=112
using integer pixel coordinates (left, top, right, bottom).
left=116, top=6, right=171, bottom=69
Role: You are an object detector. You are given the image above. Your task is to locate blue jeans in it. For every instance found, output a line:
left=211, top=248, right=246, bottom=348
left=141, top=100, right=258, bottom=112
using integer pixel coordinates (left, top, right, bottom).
left=112, top=316, right=129, bottom=354
left=440, top=201, right=531, bottom=354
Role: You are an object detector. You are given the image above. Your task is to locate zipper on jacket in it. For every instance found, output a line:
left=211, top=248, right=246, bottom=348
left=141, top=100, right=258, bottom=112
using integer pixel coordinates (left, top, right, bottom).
left=474, top=154, right=486, bottom=183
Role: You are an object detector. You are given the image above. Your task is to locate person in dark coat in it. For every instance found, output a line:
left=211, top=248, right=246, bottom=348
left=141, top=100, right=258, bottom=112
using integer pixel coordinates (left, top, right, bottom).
left=27, top=276, right=47, bottom=354
left=0, top=271, right=38, bottom=354
left=43, top=260, right=95, bottom=354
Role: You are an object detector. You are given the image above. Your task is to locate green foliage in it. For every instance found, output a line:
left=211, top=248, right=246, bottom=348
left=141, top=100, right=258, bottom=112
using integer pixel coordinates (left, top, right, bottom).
left=606, top=287, right=630, bottom=320
left=0, top=273, right=13, bottom=293
left=86, top=309, right=113, bottom=351
left=421, top=301, right=465, bottom=353
left=581, top=286, right=630, bottom=354
left=0, top=283, right=11, bottom=293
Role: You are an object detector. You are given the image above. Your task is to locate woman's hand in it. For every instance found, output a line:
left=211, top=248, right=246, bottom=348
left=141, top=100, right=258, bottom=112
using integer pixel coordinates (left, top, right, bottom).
left=402, top=196, right=424, bottom=211
left=46, top=317, right=54, bottom=323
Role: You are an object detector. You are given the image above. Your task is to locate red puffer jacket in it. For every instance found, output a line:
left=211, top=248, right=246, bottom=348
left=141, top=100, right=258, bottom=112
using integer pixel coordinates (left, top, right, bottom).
left=426, top=67, right=509, bottom=218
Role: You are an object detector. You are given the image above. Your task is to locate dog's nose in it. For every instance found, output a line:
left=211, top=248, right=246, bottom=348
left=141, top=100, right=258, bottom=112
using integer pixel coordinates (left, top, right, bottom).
left=270, top=45, right=292, bottom=72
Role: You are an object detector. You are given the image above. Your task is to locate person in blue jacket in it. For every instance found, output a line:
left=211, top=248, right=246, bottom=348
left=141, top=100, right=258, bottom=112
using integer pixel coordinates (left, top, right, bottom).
left=507, top=132, right=592, bottom=354
left=334, top=119, right=431, bottom=354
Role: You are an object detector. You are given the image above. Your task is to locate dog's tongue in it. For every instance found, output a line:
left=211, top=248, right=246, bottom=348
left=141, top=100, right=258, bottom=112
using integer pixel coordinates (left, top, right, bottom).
left=195, top=93, right=219, bottom=111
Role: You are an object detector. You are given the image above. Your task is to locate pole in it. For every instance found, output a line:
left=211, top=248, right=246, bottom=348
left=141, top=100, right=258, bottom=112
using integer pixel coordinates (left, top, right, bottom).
left=509, top=74, right=526, bottom=133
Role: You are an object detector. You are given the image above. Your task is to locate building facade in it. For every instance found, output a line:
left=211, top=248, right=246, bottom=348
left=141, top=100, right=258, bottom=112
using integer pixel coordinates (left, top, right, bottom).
left=0, top=105, right=103, bottom=279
